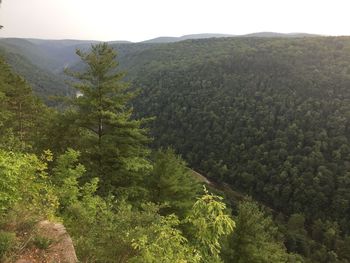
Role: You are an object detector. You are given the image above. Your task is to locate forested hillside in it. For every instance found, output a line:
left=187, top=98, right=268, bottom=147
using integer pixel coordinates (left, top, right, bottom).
left=1, top=41, right=302, bottom=263
left=2, top=35, right=350, bottom=262
left=0, top=39, right=76, bottom=102
left=123, top=37, right=350, bottom=262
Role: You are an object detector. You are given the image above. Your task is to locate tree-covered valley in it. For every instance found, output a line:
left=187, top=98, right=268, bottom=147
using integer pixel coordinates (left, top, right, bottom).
left=128, top=37, right=350, bottom=262
left=1, top=35, right=350, bottom=262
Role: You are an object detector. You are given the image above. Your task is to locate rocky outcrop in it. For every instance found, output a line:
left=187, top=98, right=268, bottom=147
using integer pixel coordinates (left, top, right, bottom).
left=15, top=220, right=78, bottom=263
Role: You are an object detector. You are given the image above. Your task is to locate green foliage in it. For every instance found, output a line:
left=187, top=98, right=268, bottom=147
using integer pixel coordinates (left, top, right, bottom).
left=129, top=211, right=200, bottom=263
left=50, top=148, right=232, bottom=262
left=63, top=184, right=234, bottom=263
left=64, top=197, right=192, bottom=262
left=186, top=187, right=235, bottom=262
left=0, top=57, right=50, bottom=151
left=65, top=43, right=152, bottom=196
left=281, top=215, right=349, bottom=263
left=5, top=36, right=348, bottom=262
left=127, top=37, right=350, bottom=261
left=0, top=150, right=58, bottom=216
left=149, top=148, right=201, bottom=217
left=0, top=41, right=70, bottom=101
left=0, top=231, right=16, bottom=259
left=287, top=214, right=307, bottom=236
left=0, top=151, right=22, bottom=211
left=52, top=149, right=86, bottom=209
left=32, top=236, right=52, bottom=250
left=226, top=200, right=290, bottom=263
left=0, top=41, right=270, bottom=262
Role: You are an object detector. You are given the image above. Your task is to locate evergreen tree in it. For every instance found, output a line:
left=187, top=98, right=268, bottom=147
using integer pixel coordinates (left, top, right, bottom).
left=149, top=148, right=201, bottom=217
left=0, top=58, right=48, bottom=151
left=66, top=43, right=151, bottom=195
left=226, top=200, right=290, bottom=263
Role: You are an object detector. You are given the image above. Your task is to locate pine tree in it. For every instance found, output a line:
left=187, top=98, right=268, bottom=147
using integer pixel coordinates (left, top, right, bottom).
left=149, top=148, right=201, bottom=218
left=0, top=60, right=12, bottom=141
left=66, top=43, right=151, bottom=195
left=225, top=200, right=290, bottom=263
left=0, top=58, right=48, bottom=151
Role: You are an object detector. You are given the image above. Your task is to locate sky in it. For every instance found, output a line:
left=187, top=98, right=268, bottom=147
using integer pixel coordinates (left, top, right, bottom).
left=0, top=0, right=350, bottom=42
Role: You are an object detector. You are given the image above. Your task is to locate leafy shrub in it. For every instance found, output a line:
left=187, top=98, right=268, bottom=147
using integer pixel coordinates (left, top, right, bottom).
left=0, top=231, right=16, bottom=258
left=32, top=236, right=52, bottom=250
left=0, top=150, right=58, bottom=217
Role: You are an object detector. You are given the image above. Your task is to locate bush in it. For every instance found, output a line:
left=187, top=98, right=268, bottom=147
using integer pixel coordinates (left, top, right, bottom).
left=0, top=150, right=58, bottom=217
left=32, top=236, right=52, bottom=250
left=0, top=231, right=16, bottom=258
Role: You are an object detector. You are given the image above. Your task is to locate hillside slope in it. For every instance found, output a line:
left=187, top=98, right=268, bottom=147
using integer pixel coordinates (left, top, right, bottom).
left=129, top=36, right=350, bottom=218
left=2, top=36, right=350, bottom=261
left=0, top=48, right=70, bottom=100
left=124, top=36, right=350, bottom=261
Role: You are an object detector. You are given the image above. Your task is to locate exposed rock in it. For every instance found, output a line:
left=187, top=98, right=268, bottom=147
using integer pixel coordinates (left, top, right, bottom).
left=15, top=220, right=78, bottom=263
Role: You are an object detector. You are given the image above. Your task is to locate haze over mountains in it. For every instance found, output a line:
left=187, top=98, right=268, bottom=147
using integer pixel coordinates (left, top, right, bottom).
left=0, top=31, right=320, bottom=99
left=0, top=31, right=321, bottom=44
left=141, top=32, right=321, bottom=43
left=0, top=32, right=321, bottom=62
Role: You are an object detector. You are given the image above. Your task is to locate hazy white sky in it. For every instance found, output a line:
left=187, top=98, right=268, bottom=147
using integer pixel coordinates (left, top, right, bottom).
left=0, top=0, right=349, bottom=42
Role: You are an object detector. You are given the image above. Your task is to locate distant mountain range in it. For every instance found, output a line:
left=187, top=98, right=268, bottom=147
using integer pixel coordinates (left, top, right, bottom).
left=141, top=32, right=320, bottom=43
left=241, top=32, right=320, bottom=38
left=141, top=33, right=235, bottom=43
left=0, top=31, right=320, bottom=71
left=0, top=32, right=321, bottom=47
left=0, top=32, right=322, bottom=98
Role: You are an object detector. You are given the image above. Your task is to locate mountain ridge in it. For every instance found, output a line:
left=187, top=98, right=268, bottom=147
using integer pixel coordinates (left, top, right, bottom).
left=0, top=31, right=321, bottom=45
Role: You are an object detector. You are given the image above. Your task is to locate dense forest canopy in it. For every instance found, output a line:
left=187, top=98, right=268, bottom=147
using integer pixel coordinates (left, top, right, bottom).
left=128, top=37, right=350, bottom=225
left=126, top=36, right=350, bottom=261
left=1, top=35, right=350, bottom=262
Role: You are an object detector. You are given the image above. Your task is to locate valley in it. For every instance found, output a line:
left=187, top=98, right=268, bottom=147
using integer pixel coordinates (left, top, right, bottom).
left=1, top=34, right=350, bottom=262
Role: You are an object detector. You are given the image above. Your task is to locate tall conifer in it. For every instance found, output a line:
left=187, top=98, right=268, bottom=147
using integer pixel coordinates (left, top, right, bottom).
left=67, top=43, right=151, bottom=195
